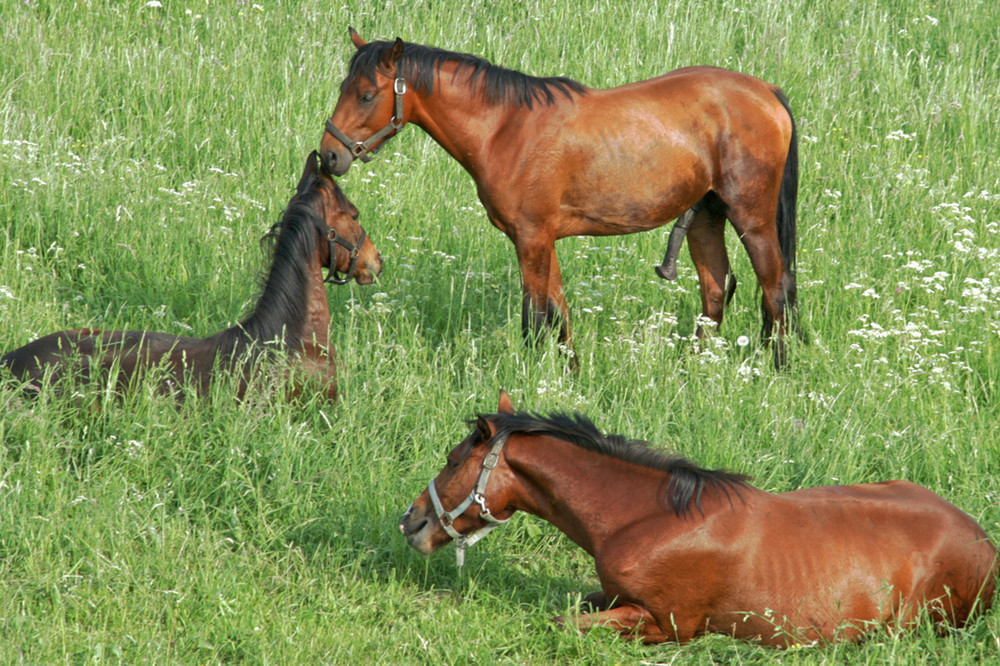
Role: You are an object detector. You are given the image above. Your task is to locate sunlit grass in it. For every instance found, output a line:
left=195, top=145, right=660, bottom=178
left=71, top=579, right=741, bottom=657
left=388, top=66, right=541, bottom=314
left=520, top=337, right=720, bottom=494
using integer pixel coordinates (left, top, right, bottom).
left=1, top=0, right=998, bottom=662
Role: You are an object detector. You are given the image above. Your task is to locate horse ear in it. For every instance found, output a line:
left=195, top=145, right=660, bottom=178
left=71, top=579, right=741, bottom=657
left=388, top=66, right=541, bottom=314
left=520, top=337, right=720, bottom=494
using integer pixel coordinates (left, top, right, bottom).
left=297, top=151, right=319, bottom=192
left=349, top=26, right=366, bottom=49
left=497, top=389, right=514, bottom=414
left=380, top=37, right=404, bottom=72
left=475, top=416, right=493, bottom=440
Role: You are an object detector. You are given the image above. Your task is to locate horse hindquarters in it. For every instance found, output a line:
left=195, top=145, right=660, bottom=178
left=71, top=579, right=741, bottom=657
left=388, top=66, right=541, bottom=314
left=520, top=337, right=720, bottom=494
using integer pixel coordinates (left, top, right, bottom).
left=919, top=516, right=997, bottom=627
left=0, top=329, right=103, bottom=387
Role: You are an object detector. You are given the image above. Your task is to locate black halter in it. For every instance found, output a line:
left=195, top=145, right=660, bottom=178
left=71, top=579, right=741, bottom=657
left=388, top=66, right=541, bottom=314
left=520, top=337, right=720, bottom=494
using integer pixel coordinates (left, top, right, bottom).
left=324, top=227, right=367, bottom=285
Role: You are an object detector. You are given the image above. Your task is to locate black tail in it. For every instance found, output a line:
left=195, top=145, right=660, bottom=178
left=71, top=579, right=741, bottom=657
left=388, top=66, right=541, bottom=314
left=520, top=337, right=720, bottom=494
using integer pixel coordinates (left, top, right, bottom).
left=772, top=88, right=804, bottom=347
left=773, top=89, right=798, bottom=286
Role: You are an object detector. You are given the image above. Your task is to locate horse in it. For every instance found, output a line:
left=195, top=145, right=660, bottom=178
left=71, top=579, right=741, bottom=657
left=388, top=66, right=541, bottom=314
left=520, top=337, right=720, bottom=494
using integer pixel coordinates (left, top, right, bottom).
left=400, top=390, right=998, bottom=646
left=321, top=29, right=799, bottom=368
left=0, top=151, right=382, bottom=400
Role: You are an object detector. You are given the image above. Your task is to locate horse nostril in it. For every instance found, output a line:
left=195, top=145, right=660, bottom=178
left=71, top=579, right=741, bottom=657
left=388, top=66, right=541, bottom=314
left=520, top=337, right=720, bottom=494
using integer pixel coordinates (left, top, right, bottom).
left=321, top=149, right=337, bottom=174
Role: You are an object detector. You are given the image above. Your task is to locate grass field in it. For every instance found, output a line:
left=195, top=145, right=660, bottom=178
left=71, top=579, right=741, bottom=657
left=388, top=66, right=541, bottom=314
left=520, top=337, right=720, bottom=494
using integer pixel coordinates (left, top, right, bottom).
left=2, top=0, right=999, bottom=662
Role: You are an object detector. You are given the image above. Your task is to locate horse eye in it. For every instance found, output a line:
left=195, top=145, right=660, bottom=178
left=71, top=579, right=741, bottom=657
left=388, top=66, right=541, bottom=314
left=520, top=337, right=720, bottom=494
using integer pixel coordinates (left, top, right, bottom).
left=360, top=91, right=375, bottom=104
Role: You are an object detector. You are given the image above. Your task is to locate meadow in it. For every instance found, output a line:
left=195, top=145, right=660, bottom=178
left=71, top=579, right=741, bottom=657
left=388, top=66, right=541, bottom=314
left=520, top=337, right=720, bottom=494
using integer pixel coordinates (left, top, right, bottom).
left=1, top=0, right=999, bottom=662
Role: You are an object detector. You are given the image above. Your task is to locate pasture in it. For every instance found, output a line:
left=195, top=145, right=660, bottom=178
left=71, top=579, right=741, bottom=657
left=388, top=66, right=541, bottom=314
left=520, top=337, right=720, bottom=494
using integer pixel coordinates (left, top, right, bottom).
left=1, top=0, right=998, bottom=662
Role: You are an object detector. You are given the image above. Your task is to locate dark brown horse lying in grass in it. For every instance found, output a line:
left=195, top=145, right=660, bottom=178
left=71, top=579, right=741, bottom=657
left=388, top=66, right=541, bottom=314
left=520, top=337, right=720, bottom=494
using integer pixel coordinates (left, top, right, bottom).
left=401, top=390, right=998, bottom=646
left=0, top=151, right=382, bottom=400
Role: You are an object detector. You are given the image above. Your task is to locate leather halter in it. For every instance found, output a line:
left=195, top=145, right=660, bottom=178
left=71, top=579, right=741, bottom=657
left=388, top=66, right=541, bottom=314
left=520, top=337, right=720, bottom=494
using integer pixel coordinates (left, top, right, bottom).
left=324, top=227, right=366, bottom=285
left=325, top=77, right=407, bottom=164
left=427, top=430, right=511, bottom=567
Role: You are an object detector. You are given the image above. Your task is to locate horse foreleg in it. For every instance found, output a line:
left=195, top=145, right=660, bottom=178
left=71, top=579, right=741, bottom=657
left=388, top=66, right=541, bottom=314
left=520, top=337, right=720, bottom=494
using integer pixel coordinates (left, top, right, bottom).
left=655, top=209, right=695, bottom=281
left=579, top=590, right=615, bottom=611
left=516, top=241, right=572, bottom=350
left=555, top=603, right=670, bottom=643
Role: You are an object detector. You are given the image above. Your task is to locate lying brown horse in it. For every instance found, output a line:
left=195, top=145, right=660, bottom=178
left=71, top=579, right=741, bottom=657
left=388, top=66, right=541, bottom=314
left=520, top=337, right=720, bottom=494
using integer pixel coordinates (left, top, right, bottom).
left=0, top=151, right=382, bottom=399
left=401, top=391, right=998, bottom=646
left=321, top=29, right=798, bottom=367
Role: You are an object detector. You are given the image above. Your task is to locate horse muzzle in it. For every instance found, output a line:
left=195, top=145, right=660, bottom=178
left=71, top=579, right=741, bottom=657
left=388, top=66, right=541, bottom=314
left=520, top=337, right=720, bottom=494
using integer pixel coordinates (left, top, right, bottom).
left=353, top=243, right=383, bottom=285
left=399, top=502, right=441, bottom=555
left=320, top=145, right=353, bottom=177
left=353, top=261, right=380, bottom=285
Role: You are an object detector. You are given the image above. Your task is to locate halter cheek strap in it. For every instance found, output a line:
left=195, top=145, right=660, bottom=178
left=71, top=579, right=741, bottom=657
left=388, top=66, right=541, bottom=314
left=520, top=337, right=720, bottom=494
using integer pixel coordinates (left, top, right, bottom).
left=324, top=227, right=366, bottom=285
left=325, top=77, right=407, bottom=163
left=427, top=431, right=511, bottom=567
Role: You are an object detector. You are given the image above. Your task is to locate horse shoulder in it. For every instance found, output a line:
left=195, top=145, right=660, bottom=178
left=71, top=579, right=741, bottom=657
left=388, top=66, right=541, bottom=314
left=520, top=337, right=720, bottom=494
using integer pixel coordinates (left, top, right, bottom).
left=593, top=490, right=762, bottom=597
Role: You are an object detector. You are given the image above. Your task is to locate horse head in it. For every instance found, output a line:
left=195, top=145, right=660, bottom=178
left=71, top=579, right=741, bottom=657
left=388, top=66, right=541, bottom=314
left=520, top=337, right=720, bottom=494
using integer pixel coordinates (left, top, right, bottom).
left=321, top=28, right=408, bottom=176
left=297, top=151, right=382, bottom=284
left=400, top=390, right=518, bottom=563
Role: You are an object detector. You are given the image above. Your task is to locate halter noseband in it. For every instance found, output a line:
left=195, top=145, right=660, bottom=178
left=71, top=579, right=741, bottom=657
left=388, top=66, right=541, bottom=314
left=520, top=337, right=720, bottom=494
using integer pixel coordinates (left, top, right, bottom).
left=324, top=227, right=367, bottom=285
left=427, top=429, right=511, bottom=567
left=325, top=77, right=407, bottom=164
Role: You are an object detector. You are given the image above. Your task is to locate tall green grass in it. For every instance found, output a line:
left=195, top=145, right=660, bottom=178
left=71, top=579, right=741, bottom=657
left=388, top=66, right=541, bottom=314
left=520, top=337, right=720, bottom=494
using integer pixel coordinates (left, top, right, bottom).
left=2, top=0, right=998, bottom=662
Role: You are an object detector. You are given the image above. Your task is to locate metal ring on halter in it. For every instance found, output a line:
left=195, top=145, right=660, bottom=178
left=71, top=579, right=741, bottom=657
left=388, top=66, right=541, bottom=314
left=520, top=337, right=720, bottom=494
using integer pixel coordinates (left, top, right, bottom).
left=325, top=77, right=407, bottom=164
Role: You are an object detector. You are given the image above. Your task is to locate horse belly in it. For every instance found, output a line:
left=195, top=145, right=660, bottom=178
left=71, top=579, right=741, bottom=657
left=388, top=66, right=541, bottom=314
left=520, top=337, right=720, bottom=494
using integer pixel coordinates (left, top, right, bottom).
left=555, top=148, right=710, bottom=238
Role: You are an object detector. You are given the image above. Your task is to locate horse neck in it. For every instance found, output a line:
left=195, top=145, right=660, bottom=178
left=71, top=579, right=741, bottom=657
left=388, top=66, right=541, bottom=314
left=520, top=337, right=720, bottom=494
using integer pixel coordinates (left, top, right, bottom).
left=503, top=436, right=672, bottom=557
left=224, top=217, right=329, bottom=356
left=294, top=250, right=331, bottom=350
left=407, top=64, right=512, bottom=175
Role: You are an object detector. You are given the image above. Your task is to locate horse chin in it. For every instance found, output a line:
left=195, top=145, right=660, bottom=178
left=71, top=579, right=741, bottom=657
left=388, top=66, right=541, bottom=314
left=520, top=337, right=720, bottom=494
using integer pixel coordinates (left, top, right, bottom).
left=352, top=263, right=379, bottom=285
left=406, top=534, right=439, bottom=556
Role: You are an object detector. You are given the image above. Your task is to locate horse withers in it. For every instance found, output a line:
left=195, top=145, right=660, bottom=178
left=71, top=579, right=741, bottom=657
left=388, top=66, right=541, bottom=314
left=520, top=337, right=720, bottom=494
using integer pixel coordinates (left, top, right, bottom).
left=322, top=29, right=799, bottom=368
left=1, top=151, right=382, bottom=400
left=400, top=391, right=997, bottom=646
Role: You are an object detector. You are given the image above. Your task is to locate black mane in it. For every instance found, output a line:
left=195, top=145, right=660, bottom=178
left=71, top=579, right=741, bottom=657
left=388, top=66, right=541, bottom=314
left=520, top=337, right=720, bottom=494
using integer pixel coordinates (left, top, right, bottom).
left=216, top=181, right=328, bottom=359
left=348, top=40, right=587, bottom=110
left=485, top=411, right=750, bottom=517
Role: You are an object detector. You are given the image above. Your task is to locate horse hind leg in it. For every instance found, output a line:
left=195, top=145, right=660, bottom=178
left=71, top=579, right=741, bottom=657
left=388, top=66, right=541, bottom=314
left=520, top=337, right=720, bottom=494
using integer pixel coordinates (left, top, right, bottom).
left=733, top=218, right=795, bottom=369
left=656, top=196, right=738, bottom=291
left=685, top=206, right=732, bottom=337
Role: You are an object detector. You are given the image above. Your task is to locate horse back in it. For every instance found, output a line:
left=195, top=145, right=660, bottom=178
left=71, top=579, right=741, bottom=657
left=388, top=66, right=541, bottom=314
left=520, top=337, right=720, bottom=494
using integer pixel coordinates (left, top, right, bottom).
left=1, top=328, right=202, bottom=387
left=1, top=328, right=105, bottom=382
left=509, top=65, right=796, bottom=236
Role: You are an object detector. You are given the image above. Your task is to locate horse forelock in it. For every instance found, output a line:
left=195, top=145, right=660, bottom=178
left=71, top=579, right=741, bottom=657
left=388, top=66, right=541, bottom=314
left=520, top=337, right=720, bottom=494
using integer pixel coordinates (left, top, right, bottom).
left=486, top=411, right=749, bottom=517
left=348, top=40, right=586, bottom=109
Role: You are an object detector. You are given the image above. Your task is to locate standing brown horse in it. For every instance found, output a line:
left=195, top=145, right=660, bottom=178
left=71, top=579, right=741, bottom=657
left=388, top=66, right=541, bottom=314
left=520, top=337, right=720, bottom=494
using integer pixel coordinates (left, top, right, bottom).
left=321, top=29, right=799, bottom=367
left=0, top=151, right=382, bottom=399
left=401, top=391, right=998, bottom=646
